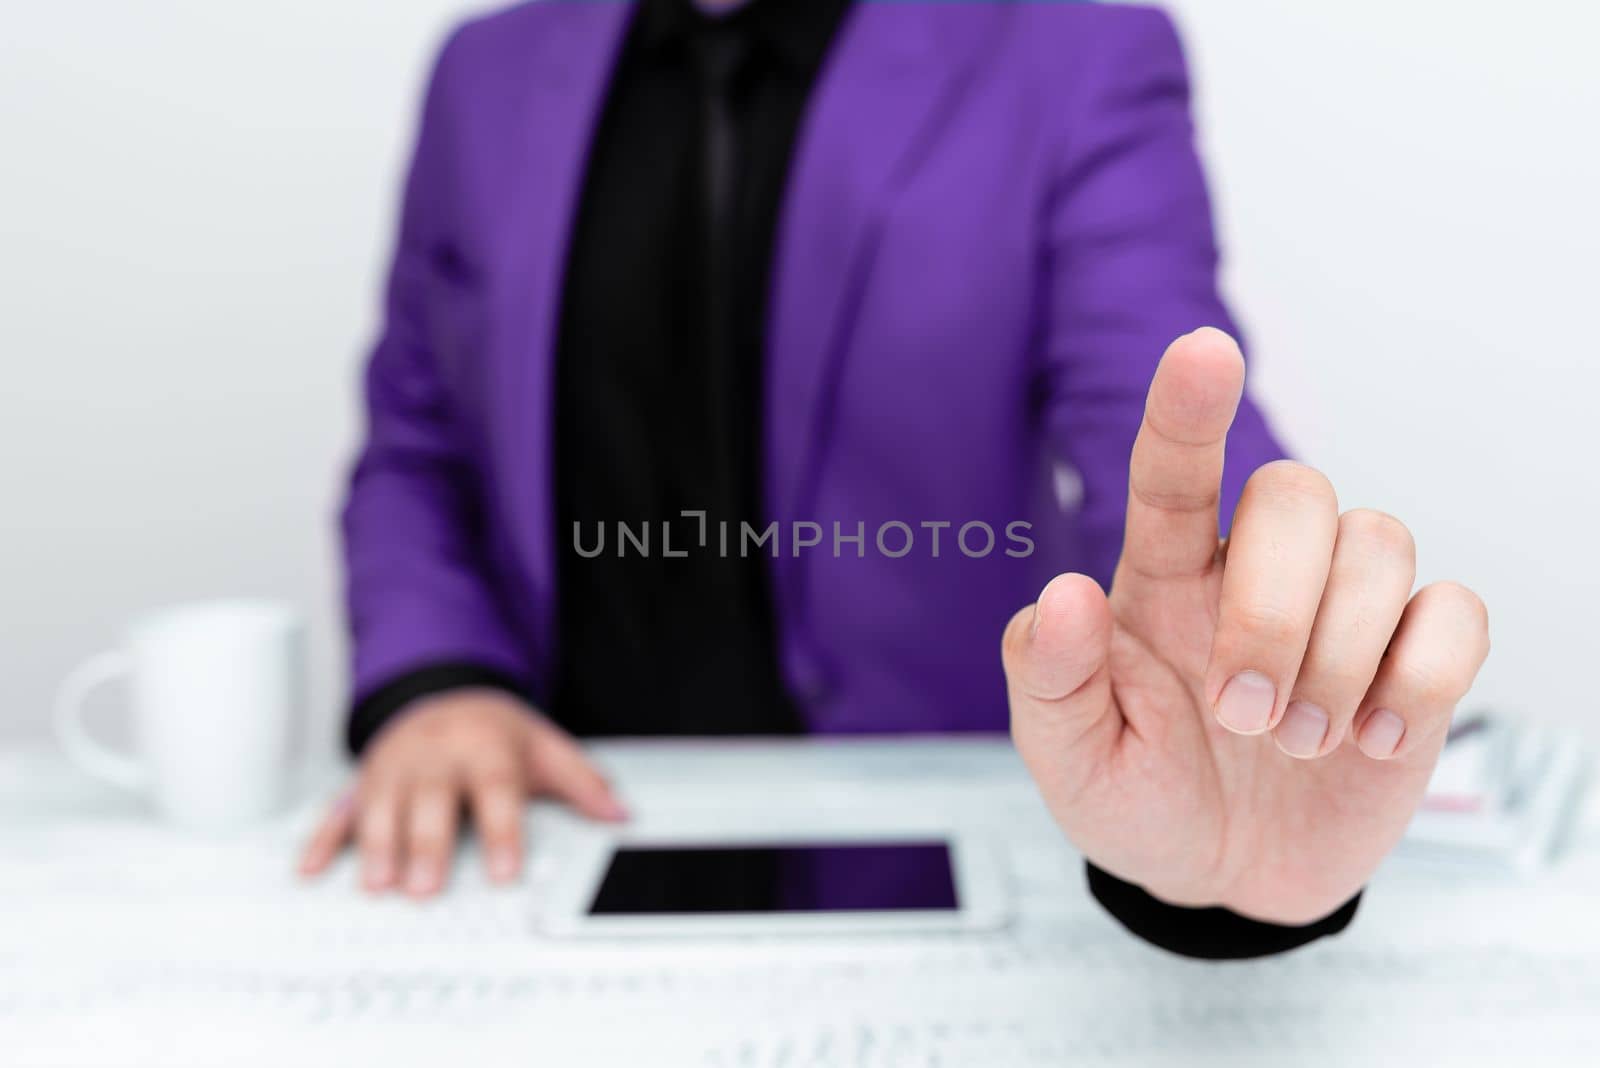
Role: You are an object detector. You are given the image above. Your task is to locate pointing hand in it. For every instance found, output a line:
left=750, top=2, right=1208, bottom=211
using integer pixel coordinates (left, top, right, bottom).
left=1005, top=328, right=1489, bottom=924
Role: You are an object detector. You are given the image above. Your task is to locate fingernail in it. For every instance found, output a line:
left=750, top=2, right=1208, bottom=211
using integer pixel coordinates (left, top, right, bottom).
left=1216, top=671, right=1277, bottom=733
left=1359, top=708, right=1406, bottom=759
left=488, top=851, right=518, bottom=882
left=405, top=860, right=438, bottom=895
left=1029, top=601, right=1043, bottom=639
left=1274, top=700, right=1329, bottom=758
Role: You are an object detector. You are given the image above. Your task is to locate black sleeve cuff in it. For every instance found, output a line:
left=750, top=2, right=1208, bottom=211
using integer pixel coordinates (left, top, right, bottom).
left=345, top=661, right=531, bottom=756
left=1086, top=862, right=1361, bottom=960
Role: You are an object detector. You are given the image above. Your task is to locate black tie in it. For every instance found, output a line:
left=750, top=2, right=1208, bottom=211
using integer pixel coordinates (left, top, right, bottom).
left=688, top=25, right=749, bottom=525
left=694, top=27, right=746, bottom=253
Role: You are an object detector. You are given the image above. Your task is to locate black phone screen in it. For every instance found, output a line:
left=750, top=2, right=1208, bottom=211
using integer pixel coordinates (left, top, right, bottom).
left=586, top=840, right=959, bottom=915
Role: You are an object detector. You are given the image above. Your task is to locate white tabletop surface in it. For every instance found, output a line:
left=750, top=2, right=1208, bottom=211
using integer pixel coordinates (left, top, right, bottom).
left=4, top=737, right=1599, bottom=1066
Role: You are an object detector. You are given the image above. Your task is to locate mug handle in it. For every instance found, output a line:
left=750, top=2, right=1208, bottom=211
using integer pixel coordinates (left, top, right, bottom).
left=53, top=651, right=149, bottom=791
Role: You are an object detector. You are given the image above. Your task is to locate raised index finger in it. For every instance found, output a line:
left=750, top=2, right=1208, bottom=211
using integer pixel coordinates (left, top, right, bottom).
left=1117, top=328, right=1246, bottom=583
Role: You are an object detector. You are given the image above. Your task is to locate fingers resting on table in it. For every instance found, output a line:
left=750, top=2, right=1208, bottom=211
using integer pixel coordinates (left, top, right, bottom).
left=295, top=695, right=626, bottom=897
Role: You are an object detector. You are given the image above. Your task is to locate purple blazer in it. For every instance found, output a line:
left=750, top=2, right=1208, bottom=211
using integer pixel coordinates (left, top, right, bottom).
left=342, top=0, right=1286, bottom=734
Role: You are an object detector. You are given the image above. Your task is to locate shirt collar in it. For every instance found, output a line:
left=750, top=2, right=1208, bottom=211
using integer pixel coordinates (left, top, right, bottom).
left=635, top=0, right=852, bottom=74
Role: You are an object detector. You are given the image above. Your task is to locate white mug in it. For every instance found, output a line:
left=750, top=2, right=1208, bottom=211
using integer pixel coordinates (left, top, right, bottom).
left=53, top=599, right=304, bottom=831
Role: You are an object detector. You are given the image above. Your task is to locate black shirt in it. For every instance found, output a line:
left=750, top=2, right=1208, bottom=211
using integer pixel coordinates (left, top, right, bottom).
left=548, top=0, right=852, bottom=737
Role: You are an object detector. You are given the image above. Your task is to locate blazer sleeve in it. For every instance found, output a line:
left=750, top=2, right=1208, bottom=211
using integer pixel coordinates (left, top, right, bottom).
left=340, top=30, right=534, bottom=752
left=1037, top=8, right=1359, bottom=957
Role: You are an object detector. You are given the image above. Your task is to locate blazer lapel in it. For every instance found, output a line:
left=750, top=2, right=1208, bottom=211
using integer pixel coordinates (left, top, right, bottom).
left=492, top=0, right=633, bottom=660
left=765, top=2, right=1004, bottom=531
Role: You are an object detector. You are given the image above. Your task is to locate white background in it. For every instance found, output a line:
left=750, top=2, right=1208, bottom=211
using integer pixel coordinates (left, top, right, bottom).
left=2, top=1, right=1596, bottom=751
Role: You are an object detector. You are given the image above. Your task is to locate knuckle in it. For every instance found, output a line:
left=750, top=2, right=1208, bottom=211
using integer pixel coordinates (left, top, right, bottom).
left=358, top=820, right=395, bottom=850
left=1339, top=508, right=1416, bottom=563
left=479, top=826, right=518, bottom=850
left=483, top=817, right=519, bottom=842
left=1247, top=460, right=1338, bottom=511
left=1230, top=603, right=1306, bottom=648
left=1295, top=659, right=1373, bottom=707
left=408, top=834, right=447, bottom=859
left=406, top=811, right=454, bottom=847
left=1421, top=580, right=1490, bottom=631
left=1413, top=581, right=1492, bottom=665
left=1392, top=656, right=1467, bottom=706
left=471, top=763, right=521, bottom=793
left=416, top=781, right=458, bottom=809
left=357, top=816, right=395, bottom=846
left=354, top=789, right=394, bottom=825
left=1128, top=469, right=1221, bottom=515
left=477, top=804, right=521, bottom=837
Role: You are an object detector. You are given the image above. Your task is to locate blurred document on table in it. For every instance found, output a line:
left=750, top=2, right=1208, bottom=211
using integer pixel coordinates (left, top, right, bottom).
left=1404, top=711, right=1587, bottom=871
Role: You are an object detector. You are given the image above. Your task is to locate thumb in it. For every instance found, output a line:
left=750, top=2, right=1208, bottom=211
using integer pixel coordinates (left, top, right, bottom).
left=1004, top=573, right=1118, bottom=785
left=525, top=721, right=629, bottom=822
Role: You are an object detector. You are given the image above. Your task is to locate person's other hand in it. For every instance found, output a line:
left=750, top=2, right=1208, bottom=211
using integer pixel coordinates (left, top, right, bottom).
left=1005, top=328, right=1489, bottom=925
left=297, top=689, right=625, bottom=897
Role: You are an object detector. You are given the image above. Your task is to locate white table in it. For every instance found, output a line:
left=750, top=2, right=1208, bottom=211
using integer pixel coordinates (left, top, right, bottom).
left=4, top=738, right=1599, bottom=1066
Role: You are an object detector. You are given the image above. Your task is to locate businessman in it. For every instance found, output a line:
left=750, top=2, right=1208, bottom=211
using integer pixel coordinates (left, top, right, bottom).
left=300, top=0, right=1489, bottom=959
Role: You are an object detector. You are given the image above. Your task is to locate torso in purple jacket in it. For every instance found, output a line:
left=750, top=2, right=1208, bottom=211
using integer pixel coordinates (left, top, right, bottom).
left=342, top=0, right=1286, bottom=736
